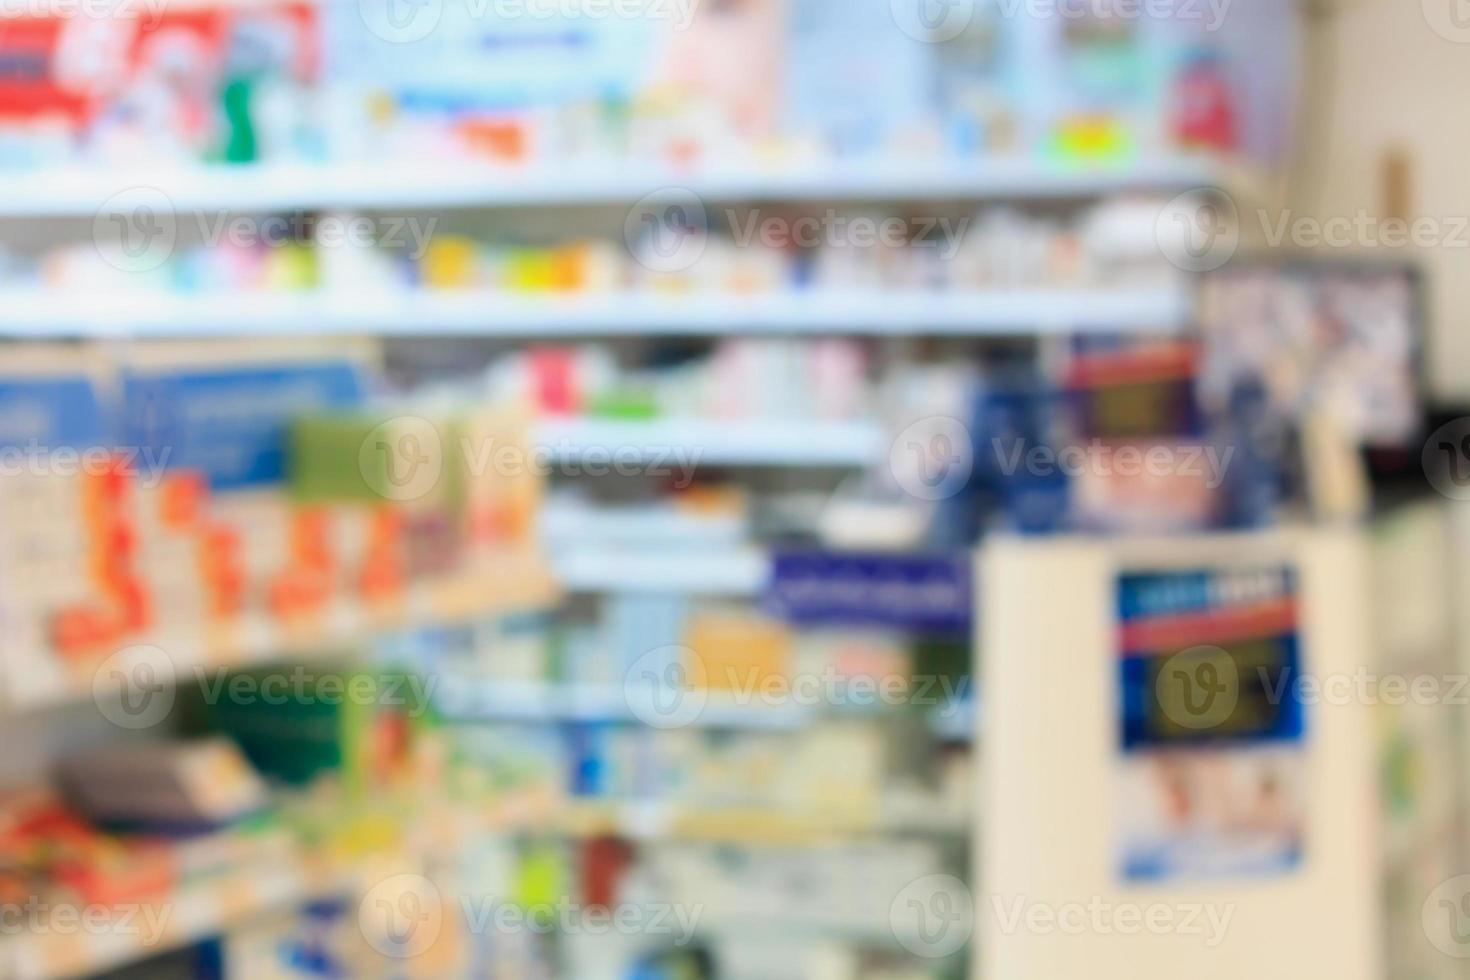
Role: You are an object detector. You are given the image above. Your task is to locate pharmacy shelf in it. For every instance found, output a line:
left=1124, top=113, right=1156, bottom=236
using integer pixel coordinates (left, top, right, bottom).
left=0, top=287, right=1192, bottom=337
left=534, top=417, right=885, bottom=468
left=550, top=546, right=770, bottom=594
left=0, top=156, right=1247, bottom=216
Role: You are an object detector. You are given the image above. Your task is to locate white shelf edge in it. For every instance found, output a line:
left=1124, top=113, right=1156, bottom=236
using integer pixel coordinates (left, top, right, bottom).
left=435, top=680, right=811, bottom=729
left=0, top=156, right=1246, bottom=216
left=533, top=418, right=886, bottom=468
left=550, top=546, right=770, bottom=594
left=0, top=287, right=1192, bottom=337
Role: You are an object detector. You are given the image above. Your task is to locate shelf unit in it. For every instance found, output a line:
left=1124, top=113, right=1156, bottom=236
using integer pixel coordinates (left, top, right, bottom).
left=0, top=151, right=1261, bottom=979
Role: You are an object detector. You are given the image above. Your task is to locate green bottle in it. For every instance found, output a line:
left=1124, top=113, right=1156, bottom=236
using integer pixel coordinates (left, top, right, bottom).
left=221, top=76, right=257, bottom=164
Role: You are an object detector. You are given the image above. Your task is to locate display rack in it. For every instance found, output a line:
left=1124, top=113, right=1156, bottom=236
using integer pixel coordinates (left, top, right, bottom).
left=0, top=151, right=1257, bottom=980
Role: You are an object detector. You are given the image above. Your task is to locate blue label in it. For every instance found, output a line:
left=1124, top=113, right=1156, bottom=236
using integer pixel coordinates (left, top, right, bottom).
left=0, top=377, right=106, bottom=449
left=120, top=362, right=365, bottom=490
left=764, top=551, right=972, bottom=634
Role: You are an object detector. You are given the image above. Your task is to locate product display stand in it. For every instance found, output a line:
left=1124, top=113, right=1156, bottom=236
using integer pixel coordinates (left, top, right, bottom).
left=979, top=528, right=1379, bottom=980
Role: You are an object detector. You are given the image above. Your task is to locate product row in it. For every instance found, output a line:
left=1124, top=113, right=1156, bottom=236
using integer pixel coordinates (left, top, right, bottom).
left=392, top=596, right=972, bottom=726
left=0, top=338, right=907, bottom=698
left=0, top=0, right=1291, bottom=170
left=18, top=202, right=1177, bottom=296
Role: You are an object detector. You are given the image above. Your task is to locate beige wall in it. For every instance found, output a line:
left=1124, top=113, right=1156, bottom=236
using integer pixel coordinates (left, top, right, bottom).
left=1298, top=0, right=1470, bottom=401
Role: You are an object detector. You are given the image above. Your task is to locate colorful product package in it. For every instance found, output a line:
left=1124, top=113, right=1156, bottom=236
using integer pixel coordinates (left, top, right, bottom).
left=0, top=2, right=320, bottom=167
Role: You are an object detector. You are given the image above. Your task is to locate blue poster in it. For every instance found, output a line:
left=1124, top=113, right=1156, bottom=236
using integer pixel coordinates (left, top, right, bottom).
left=1116, top=565, right=1306, bottom=883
